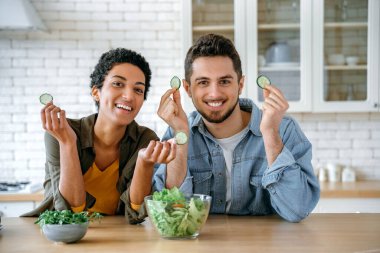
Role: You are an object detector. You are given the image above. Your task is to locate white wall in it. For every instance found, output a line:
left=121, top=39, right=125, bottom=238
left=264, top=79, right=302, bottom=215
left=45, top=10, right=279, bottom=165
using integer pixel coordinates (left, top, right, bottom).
left=0, top=0, right=379, bottom=183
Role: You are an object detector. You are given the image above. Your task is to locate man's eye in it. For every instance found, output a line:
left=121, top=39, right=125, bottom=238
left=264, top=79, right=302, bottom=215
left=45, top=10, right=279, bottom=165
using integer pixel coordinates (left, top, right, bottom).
left=198, top=81, right=208, bottom=86
left=220, top=80, right=230, bottom=85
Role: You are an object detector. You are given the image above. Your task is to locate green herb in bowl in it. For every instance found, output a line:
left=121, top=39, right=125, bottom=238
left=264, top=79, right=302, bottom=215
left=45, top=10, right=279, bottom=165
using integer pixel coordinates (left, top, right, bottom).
left=145, top=187, right=211, bottom=239
left=35, top=210, right=102, bottom=243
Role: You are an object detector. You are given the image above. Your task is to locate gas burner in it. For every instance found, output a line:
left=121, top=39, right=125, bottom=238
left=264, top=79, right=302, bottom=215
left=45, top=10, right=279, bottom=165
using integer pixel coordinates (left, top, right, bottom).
left=0, top=181, right=30, bottom=192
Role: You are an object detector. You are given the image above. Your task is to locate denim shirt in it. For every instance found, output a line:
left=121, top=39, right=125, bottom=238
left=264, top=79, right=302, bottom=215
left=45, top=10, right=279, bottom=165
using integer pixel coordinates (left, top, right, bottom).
left=154, top=98, right=320, bottom=222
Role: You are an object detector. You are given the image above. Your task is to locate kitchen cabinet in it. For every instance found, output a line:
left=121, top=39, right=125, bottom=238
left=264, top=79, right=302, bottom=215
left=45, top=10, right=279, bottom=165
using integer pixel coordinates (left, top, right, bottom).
left=182, top=0, right=380, bottom=112
left=0, top=192, right=43, bottom=217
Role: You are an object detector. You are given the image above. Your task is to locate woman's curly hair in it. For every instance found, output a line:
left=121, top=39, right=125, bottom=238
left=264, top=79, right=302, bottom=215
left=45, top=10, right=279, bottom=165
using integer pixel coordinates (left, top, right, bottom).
left=90, top=48, right=152, bottom=109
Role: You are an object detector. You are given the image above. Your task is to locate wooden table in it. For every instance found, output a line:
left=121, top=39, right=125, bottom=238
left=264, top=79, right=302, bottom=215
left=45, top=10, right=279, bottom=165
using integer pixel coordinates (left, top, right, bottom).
left=1, top=214, right=379, bottom=253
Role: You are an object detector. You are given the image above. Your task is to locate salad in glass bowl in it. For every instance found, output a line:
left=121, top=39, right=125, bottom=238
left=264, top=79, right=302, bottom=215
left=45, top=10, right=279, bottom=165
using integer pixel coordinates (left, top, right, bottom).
left=144, top=187, right=211, bottom=239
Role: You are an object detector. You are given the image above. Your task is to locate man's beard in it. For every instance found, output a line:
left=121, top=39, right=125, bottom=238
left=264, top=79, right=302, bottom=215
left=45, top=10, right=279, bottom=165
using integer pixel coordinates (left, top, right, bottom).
left=194, top=97, right=239, bottom=124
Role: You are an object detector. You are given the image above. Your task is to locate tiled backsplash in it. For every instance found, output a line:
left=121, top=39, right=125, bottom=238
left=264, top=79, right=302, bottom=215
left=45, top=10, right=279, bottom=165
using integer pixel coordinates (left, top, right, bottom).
left=0, top=0, right=379, bottom=182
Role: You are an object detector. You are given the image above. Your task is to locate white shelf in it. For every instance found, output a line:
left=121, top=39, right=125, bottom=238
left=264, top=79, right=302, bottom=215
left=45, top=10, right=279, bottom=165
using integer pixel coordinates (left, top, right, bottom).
left=324, top=65, right=367, bottom=70
left=258, top=23, right=300, bottom=30
left=324, top=22, right=367, bottom=29
left=259, top=66, right=300, bottom=72
left=193, top=24, right=234, bottom=32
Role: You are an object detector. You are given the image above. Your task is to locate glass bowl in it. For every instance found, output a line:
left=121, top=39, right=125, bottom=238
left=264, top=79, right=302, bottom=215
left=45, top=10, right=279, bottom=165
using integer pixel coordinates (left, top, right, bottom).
left=144, top=194, right=212, bottom=239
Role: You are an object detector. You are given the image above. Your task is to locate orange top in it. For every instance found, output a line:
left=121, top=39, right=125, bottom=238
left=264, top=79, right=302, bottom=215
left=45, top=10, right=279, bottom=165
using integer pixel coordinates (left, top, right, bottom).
left=72, top=160, right=120, bottom=215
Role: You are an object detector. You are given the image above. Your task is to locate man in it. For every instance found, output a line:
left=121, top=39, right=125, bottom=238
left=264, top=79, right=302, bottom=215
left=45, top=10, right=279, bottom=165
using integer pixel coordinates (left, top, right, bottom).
left=154, top=34, right=320, bottom=222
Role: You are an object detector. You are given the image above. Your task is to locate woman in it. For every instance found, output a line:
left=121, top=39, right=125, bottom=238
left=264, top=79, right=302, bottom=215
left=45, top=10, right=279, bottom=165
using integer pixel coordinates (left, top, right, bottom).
left=23, top=48, right=176, bottom=224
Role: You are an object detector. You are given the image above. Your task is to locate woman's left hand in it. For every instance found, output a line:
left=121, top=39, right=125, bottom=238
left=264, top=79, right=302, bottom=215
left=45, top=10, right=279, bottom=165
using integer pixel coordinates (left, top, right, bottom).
left=137, top=140, right=176, bottom=166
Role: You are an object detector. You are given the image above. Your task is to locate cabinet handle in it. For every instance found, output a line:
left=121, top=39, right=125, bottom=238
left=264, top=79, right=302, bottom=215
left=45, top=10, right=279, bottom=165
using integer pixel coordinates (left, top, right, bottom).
left=375, top=103, right=378, bottom=108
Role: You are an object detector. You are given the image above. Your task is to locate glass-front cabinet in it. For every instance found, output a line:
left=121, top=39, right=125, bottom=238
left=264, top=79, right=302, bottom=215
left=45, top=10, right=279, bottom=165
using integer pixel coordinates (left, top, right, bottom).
left=313, top=0, right=379, bottom=112
left=183, top=0, right=379, bottom=112
left=246, top=0, right=312, bottom=112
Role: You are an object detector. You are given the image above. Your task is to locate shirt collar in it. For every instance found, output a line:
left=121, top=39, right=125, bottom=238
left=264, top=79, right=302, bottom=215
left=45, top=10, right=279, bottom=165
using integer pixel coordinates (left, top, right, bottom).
left=79, top=114, right=138, bottom=149
left=190, top=98, right=263, bottom=137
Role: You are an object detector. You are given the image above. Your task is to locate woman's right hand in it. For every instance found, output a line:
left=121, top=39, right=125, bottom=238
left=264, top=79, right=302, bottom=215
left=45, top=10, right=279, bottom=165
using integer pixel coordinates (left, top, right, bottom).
left=40, top=102, right=77, bottom=145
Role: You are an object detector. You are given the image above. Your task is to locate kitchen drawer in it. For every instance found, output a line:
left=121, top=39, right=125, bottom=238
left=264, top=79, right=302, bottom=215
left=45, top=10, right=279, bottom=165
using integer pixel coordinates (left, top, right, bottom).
left=0, top=201, right=36, bottom=217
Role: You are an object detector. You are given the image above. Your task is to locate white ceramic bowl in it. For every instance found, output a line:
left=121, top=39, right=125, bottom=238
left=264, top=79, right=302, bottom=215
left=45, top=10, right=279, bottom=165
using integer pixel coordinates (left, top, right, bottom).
left=328, top=54, right=345, bottom=65
left=41, top=222, right=88, bottom=243
left=145, top=194, right=212, bottom=239
left=345, top=56, right=359, bottom=66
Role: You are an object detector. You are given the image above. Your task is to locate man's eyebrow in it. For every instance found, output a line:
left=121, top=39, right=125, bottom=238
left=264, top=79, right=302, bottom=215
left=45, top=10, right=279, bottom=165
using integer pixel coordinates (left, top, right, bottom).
left=111, top=75, right=145, bottom=86
left=194, top=76, right=210, bottom=82
left=219, top=75, right=233, bottom=79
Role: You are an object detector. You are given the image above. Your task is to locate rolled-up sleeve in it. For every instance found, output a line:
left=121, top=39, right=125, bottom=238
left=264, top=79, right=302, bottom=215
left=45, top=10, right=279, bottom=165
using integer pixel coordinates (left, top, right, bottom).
left=153, top=163, right=193, bottom=195
left=262, top=121, right=320, bottom=222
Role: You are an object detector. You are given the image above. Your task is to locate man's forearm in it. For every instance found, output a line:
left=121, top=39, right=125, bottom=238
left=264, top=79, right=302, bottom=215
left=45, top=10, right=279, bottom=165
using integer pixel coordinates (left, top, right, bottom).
left=262, top=129, right=284, bottom=166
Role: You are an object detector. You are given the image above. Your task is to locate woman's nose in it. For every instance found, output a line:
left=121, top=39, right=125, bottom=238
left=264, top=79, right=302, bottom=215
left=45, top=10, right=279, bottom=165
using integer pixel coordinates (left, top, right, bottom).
left=121, top=87, right=134, bottom=100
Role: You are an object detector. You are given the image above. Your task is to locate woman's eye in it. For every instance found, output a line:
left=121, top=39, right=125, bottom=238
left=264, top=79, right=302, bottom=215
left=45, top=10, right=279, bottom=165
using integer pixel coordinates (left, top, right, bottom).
left=135, top=88, right=144, bottom=94
left=112, top=82, right=123, bottom=87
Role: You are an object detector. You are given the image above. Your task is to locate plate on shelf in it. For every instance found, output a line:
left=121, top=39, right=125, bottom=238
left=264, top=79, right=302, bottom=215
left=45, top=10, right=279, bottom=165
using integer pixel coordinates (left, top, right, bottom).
left=266, top=62, right=300, bottom=67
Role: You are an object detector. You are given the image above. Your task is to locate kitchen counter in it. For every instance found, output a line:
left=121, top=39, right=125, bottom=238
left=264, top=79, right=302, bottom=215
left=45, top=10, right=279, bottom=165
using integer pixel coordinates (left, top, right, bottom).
left=0, top=181, right=379, bottom=202
left=0, top=191, right=44, bottom=202
left=320, top=181, right=380, bottom=198
left=1, top=214, right=379, bottom=253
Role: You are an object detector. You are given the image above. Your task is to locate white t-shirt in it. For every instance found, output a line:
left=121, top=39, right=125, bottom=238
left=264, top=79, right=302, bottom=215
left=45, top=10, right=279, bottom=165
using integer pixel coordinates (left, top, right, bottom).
left=215, top=126, right=249, bottom=212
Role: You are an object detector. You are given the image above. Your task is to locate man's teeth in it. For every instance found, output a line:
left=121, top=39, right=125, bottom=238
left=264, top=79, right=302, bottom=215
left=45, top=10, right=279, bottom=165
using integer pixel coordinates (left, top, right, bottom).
left=116, top=104, right=132, bottom=111
left=208, top=102, right=222, bottom=107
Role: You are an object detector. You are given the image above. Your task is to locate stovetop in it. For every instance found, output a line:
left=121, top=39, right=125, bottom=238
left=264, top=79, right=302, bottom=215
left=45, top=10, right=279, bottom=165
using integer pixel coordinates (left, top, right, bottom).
left=0, top=181, right=42, bottom=193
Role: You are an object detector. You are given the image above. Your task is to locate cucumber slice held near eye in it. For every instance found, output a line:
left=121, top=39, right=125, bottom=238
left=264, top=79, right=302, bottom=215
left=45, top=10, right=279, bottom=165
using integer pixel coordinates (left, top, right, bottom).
left=39, top=93, right=53, bottom=105
left=170, top=76, right=181, bottom=90
left=175, top=131, right=188, bottom=145
left=256, top=75, right=271, bottom=89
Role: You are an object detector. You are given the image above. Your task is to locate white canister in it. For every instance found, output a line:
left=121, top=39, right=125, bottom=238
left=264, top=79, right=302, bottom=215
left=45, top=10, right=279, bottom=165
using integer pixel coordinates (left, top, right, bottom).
left=326, top=163, right=342, bottom=182
left=318, top=167, right=328, bottom=182
left=342, top=167, right=356, bottom=182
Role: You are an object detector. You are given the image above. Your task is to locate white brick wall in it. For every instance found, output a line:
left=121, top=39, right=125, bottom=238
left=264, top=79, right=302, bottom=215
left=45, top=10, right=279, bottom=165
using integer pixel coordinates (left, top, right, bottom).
left=0, top=0, right=379, bottom=183
left=0, top=0, right=182, bottom=182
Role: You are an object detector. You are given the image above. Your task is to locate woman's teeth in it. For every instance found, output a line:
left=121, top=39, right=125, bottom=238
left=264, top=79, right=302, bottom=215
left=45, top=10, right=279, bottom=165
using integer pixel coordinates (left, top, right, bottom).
left=116, top=104, right=132, bottom=111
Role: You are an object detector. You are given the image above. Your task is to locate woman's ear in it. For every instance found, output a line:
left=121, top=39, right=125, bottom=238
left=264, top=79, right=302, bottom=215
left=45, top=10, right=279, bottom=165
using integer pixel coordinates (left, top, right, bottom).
left=91, top=86, right=99, bottom=101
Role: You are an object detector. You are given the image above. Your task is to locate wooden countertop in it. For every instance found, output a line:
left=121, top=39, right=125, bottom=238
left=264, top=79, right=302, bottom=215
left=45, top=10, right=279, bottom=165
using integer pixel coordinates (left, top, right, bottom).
left=0, top=191, right=44, bottom=202
left=0, top=181, right=379, bottom=202
left=320, top=181, right=380, bottom=198
left=1, top=214, right=379, bottom=253
left=0, top=181, right=380, bottom=202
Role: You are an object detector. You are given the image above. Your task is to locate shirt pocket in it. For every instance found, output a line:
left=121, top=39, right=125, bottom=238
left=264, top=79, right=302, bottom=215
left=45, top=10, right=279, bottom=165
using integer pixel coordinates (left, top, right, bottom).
left=191, top=170, right=213, bottom=196
left=249, top=175, right=262, bottom=188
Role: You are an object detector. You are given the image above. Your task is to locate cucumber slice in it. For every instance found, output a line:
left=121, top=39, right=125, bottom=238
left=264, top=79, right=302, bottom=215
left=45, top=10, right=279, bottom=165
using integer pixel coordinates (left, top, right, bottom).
left=39, top=93, right=53, bottom=105
left=170, top=76, right=181, bottom=90
left=175, top=132, right=188, bottom=145
left=256, top=75, right=271, bottom=89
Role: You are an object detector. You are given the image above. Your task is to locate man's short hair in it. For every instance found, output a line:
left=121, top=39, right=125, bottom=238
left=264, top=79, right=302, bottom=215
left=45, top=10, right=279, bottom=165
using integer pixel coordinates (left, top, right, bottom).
left=184, top=34, right=242, bottom=84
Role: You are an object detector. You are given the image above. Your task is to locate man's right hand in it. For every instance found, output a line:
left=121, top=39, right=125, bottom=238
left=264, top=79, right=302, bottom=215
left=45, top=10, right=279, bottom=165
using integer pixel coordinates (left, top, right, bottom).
left=157, top=88, right=189, bottom=135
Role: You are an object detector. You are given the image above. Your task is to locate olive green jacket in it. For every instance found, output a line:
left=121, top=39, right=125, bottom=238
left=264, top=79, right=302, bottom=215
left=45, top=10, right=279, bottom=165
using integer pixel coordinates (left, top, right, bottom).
left=21, top=114, right=159, bottom=224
